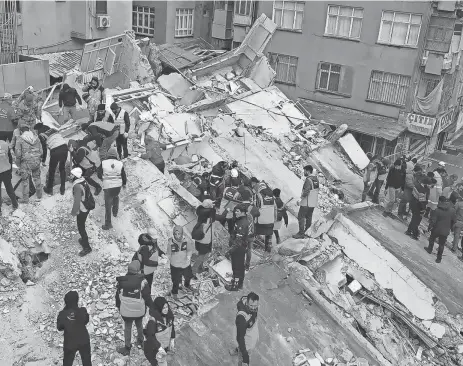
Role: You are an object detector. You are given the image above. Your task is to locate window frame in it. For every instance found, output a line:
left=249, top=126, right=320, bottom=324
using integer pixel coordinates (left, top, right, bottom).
left=377, top=10, right=422, bottom=47
left=367, top=70, right=412, bottom=107
left=175, top=8, right=194, bottom=38
left=95, top=0, right=108, bottom=15
left=234, top=0, right=253, bottom=16
left=268, top=52, right=298, bottom=85
left=132, top=6, right=155, bottom=37
left=272, top=1, right=305, bottom=32
left=324, top=4, right=364, bottom=40
left=316, top=62, right=342, bottom=93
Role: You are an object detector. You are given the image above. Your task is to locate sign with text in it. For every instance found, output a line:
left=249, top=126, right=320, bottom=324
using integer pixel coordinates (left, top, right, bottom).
left=437, top=108, right=455, bottom=134
left=406, top=113, right=436, bottom=137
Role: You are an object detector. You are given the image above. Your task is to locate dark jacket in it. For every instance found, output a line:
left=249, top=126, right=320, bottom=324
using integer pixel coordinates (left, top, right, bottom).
left=107, top=109, right=130, bottom=133
left=196, top=205, right=216, bottom=224
left=429, top=201, right=456, bottom=236
left=275, top=197, right=288, bottom=226
left=132, top=244, right=164, bottom=272
left=236, top=296, right=258, bottom=364
left=412, top=179, right=430, bottom=211
left=149, top=297, right=175, bottom=339
left=56, top=292, right=90, bottom=349
left=115, top=272, right=152, bottom=318
left=144, top=320, right=162, bottom=366
left=59, top=84, right=82, bottom=108
left=385, top=167, right=405, bottom=190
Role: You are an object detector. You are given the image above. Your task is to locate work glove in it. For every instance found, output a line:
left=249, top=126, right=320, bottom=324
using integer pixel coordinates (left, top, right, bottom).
left=123, top=132, right=128, bottom=138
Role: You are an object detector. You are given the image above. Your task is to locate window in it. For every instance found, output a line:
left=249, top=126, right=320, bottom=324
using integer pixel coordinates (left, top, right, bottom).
left=132, top=6, right=155, bottom=36
left=273, top=1, right=304, bottom=31
left=235, top=0, right=253, bottom=16
left=317, top=63, right=341, bottom=92
left=325, top=5, right=363, bottom=39
left=455, top=23, right=462, bottom=36
left=215, top=1, right=226, bottom=10
left=425, top=15, right=455, bottom=53
left=268, top=53, right=298, bottom=85
left=422, top=77, right=441, bottom=97
left=175, top=9, right=194, bottom=37
left=367, top=70, right=411, bottom=106
left=378, top=11, right=422, bottom=47
left=95, top=0, right=107, bottom=15
left=232, top=41, right=242, bottom=49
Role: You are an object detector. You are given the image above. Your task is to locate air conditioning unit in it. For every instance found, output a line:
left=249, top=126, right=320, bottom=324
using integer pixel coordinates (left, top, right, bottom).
left=97, top=15, right=111, bottom=29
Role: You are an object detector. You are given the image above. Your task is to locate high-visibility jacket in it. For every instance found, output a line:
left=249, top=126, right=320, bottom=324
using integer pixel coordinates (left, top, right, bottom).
left=219, top=187, right=241, bottom=219
left=40, top=129, right=67, bottom=150
left=197, top=218, right=213, bottom=245
left=256, top=194, right=276, bottom=225
left=301, top=175, right=319, bottom=207
left=117, top=274, right=147, bottom=318
left=236, top=310, right=259, bottom=351
left=135, top=246, right=159, bottom=275
left=102, top=159, right=123, bottom=189
left=0, top=140, right=11, bottom=174
left=90, top=121, right=119, bottom=135
left=77, top=146, right=101, bottom=170
left=111, top=108, right=127, bottom=135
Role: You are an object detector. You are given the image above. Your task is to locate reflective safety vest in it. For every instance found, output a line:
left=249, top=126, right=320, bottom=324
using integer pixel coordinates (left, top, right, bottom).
left=78, top=146, right=101, bottom=170
left=40, top=129, right=67, bottom=150
left=256, top=194, right=276, bottom=225
left=0, top=140, right=11, bottom=174
left=197, top=218, right=213, bottom=245
left=111, top=108, right=127, bottom=135
left=301, top=175, right=319, bottom=207
left=236, top=310, right=259, bottom=351
left=118, top=275, right=146, bottom=318
left=219, top=187, right=241, bottom=219
left=210, top=173, right=223, bottom=187
left=150, top=316, right=173, bottom=349
left=102, top=159, right=123, bottom=189
left=136, top=246, right=159, bottom=275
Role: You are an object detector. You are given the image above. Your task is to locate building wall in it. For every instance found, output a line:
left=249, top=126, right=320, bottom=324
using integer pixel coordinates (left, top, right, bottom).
left=18, top=0, right=131, bottom=54
left=258, top=1, right=432, bottom=119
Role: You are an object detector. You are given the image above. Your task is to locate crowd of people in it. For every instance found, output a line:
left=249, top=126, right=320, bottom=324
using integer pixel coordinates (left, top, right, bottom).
left=362, top=154, right=463, bottom=263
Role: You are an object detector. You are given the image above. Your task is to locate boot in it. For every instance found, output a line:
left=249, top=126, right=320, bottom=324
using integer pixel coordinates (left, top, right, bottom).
left=60, top=185, right=65, bottom=195
left=424, top=246, right=433, bottom=254
left=245, top=263, right=250, bottom=271
left=102, top=223, right=113, bottom=230
left=112, top=205, right=118, bottom=217
left=237, top=279, right=244, bottom=290
left=94, top=186, right=102, bottom=196
left=225, top=279, right=239, bottom=291
left=36, top=188, right=42, bottom=199
left=79, top=248, right=92, bottom=257
left=229, top=347, right=239, bottom=356
left=43, top=186, right=53, bottom=196
left=117, top=346, right=131, bottom=356
left=292, top=232, right=306, bottom=239
left=436, top=257, right=442, bottom=263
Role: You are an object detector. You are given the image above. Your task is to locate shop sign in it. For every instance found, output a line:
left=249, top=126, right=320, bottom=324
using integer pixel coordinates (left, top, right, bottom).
left=437, top=108, right=455, bottom=134
left=406, top=113, right=436, bottom=136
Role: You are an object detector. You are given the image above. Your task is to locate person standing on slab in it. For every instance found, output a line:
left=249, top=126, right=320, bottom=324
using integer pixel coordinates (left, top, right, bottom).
left=68, top=139, right=102, bottom=196
left=383, top=159, right=405, bottom=218
left=108, top=102, right=130, bottom=160
left=229, top=292, right=260, bottom=366
left=82, top=76, right=105, bottom=123
left=293, top=165, right=319, bottom=239
left=272, top=188, right=288, bottom=245
left=361, top=152, right=376, bottom=202
left=148, top=297, right=176, bottom=352
left=0, top=134, right=18, bottom=215
left=133, top=232, right=164, bottom=290
left=406, top=177, right=432, bottom=240
left=57, top=291, right=92, bottom=366
left=191, top=199, right=216, bottom=276
left=59, top=83, right=82, bottom=124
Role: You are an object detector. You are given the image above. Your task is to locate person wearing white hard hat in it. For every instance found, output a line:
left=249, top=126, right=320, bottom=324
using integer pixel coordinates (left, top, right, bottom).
left=70, top=167, right=93, bottom=257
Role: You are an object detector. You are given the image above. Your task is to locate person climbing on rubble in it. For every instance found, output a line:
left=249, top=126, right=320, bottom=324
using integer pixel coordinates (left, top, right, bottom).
left=367, top=157, right=389, bottom=204
left=0, top=133, right=18, bottom=215
left=398, top=157, right=417, bottom=220
left=383, top=159, right=405, bottom=218
left=0, top=93, right=18, bottom=143
left=140, top=134, right=169, bottom=174
left=255, top=187, right=277, bottom=253
left=15, top=124, right=42, bottom=203
left=82, top=76, right=105, bottom=123
left=108, top=102, right=130, bottom=160
left=425, top=195, right=456, bottom=263
left=133, top=231, right=165, bottom=290
left=226, top=204, right=250, bottom=291
left=101, top=147, right=127, bottom=230
left=293, top=165, right=319, bottom=239
left=273, top=188, right=288, bottom=245
left=57, top=290, right=92, bottom=366
left=229, top=292, right=260, bottom=366
left=361, top=152, right=376, bottom=202
left=143, top=319, right=167, bottom=366
left=406, top=176, right=432, bottom=240
left=15, top=88, right=42, bottom=129
left=148, top=296, right=176, bottom=353
left=68, top=139, right=102, bottom=195
left=191, top=199, right=216, bottom=276
left=34, top=123, right=69, bottom=196
left=167, top=225, right=194, bottom=299
left=59, top=83, right=82, bottom=124
left=116, top=260, right=152, bottom=356
left=70, top=167, right=93, bottom=257
left=210, top=161, right=228, bottom=207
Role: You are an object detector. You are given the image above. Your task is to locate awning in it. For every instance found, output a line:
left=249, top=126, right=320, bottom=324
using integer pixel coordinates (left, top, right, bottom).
left=29, top=50, right=82, bottom=78
left=299, top=99, right=406, bottom=141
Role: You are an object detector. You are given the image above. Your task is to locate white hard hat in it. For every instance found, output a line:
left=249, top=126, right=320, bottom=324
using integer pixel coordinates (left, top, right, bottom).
left=70, top=167, right=83, bottom=178
left=191, top=154, right=199, bottom=162
left=231, top=168, right=238, bottom=178
left=438, top=161, right=446, bottom=167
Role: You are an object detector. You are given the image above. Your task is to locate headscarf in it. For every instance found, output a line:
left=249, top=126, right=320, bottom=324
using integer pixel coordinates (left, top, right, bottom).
left=172, top=225, right=184, bottom=244
left=64, top=290, right=79, bottom=310
left=150, top=296, right=174, bottom=323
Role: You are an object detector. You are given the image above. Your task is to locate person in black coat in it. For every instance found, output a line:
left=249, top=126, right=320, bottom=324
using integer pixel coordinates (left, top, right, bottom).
left=143, top=320, right=167, bottom=366
left=57, top=291, right=92, bottom=366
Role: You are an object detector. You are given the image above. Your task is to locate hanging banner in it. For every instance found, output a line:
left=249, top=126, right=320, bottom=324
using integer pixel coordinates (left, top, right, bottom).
left=406, top=113, right=436, bottom=136
left=437, top=108, right=455, bottom=134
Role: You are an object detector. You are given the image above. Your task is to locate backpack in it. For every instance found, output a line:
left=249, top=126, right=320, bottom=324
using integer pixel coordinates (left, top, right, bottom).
left=80, top=181, right=95, bottom=211
left=191, top=222, right=206, bottom=240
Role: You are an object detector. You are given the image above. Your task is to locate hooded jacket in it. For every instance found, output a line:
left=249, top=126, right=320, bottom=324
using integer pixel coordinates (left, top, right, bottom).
left=16, top=131, right=43, bottom=166
left=71, top=177, right=88, bottom=216
left=385, top=166, right=405, bottom=190
left=196, top=204, right=216, bottom=224
left=235, top=296, right=259, bottom=364
left=143, top=320, right=163, bottom=366
left=82, top=80, right=104, bottom=114
left=149, top=297, right=175, bottom=349
left=429, top=200, right=456, bottom=236
left=116, top=272, right=151, bottom=319
left=363, top=162, right=376, bottom=183
left=141, top=136, right=167, bottom=165
left=59, top=83, right=82, bottom=108
left=56, top=291, right=90, bottom=349
left=167, top=226, right=193, bottom=268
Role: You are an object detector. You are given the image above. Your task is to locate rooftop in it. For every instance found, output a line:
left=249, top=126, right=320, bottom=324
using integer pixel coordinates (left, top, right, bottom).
left=29, top=50, right=82, bottom=78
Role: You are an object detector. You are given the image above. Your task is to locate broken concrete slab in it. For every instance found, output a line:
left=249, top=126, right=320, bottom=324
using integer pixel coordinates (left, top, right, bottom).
left=247, top=55, right=275, bottom=89
left=0, top=237, right=21, bottom=279
left=315, top=255, right=347, bottom=294
left=338, top=133, right=369, bottom=170
left=346, top=267, right=376, bottom=291
left=429, top=323, right=446, bottom=339
left=158, top=73, right=192, bottom=99
left=278, top=238, right=315, bottom=256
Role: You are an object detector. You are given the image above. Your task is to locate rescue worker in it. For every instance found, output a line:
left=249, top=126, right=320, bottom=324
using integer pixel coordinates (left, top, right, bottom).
left=406, top=177, right=432, bottom=240
left=140, top=135, right=168, bottom=173
left=209, top=161, right=228, bottom=207
left=59, top=83, right=82, bottom=123
left=15, top=124, right=42, bottom=203
left=229, top=292, right=260, bottom=366
left=226, top=204, right=250, bottom=291
left=108, top=102, right=130, bottom=160
left=148, top=296, right=175, bottom=352
left=361, top=152, right=376, bottom=202
left=57, top=291, right=92, bottom=366
left=273, top=188, right=288, bottom=244
left=143, top=320, right=166, bottom=366
left=218, top=184, right=243, bottom=233
left=255, top=187, right=276, bottom=252
left=16, top=88, right=42, bottom=129
left=101, top=147, right=127, bottom=230
left=82, top=76, right=105, bottom=123
left=293, top=165, right=319, bottom=239
left=70, top=167, right=93, bottom=257
left=68, top=139, right=102, bottom=195
left=0, top=134, right=18, bottom=215
left=193, top=172, right=211, bottom=201
left=425, top=196, right=456, bottom=263
left=398, top=158, right=416, bottom=220
left=424, top=172, right=437, bottom=219
left=94, top=104, right=108, bottom=123
left=452, top=195, right=463, bottom=252
left=250, top=177, right=268, bottom=202
left=191, top=199, right=215, bottom=276
left=368, top=158, right=389, bottom=204
left=133, top=232, right=163, bottom=290
left=244, top=202, right=260, bottom=272
left=383, top=159, right=405, bottom=218
left=116, top=260, right=152, bottom=356
left=0, top=93, right=17, bottom=142
left=167, top=225, right=194, bottom=299
left=34, top=123, right=68, bottom=196
left=443, top=174, right=459, bottom=199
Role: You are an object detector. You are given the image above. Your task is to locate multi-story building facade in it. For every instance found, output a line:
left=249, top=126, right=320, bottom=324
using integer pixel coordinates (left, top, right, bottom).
left=132, top=1, right=213, bottom=45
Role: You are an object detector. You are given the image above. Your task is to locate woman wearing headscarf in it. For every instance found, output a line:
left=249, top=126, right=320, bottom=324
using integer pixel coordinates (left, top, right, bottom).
left=56, top=291, right=92, bottom=366
left=149, top=297, right=176, bottom=352
left=143, top=320, right=167, bottom=366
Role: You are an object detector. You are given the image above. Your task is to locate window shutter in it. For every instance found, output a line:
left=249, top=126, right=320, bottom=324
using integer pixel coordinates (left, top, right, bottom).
left=425, top=15, right=456, bottom=53
left=338, top=65, right=354, bottom=96
left=315, top=62, right=322, bottom=90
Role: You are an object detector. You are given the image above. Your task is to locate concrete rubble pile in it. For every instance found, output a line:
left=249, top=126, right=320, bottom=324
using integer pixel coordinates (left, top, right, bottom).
left=292, top=346, right=371, bottom=366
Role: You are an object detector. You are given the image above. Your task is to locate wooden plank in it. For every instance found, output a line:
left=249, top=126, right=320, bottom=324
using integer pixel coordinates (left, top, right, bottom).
left=24, top=60, right=49, bottom=91
left=3, top=63, right=26, bottom=95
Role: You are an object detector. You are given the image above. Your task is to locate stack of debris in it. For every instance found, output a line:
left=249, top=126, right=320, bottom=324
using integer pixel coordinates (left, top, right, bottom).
left=292, top=347, right=370, bottom=366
